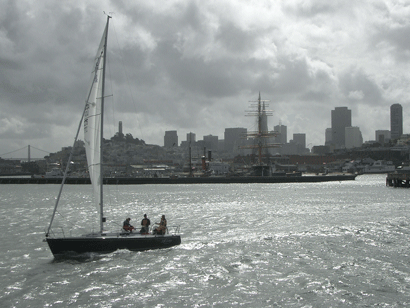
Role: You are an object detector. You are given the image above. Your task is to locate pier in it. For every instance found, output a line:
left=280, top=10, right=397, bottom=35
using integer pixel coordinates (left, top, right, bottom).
left=386, top=173, right=410, bottom=188
left=0, top=174, right=356, bottom=185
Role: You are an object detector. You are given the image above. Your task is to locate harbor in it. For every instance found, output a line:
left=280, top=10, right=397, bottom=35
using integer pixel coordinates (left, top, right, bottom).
left=0, top=174, right=356, bottom=185
left=2, top=174, right=409, bottom=307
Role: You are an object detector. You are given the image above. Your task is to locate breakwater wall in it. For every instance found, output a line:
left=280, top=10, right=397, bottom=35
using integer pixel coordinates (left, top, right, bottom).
left=0, top=174, right=356, bottom=185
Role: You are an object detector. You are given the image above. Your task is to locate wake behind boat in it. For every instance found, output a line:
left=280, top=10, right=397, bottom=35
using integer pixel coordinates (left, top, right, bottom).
left=44, top=15, right=181, bottom=256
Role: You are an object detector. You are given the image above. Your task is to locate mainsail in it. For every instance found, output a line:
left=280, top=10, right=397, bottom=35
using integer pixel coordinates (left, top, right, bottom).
left=44, top=16, right=181, bottom=256
left=84, top=20, right=109, bottom=231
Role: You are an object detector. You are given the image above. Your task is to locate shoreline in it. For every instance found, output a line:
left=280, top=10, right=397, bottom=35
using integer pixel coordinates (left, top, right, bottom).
left=0, top=174, right=357, bottom=184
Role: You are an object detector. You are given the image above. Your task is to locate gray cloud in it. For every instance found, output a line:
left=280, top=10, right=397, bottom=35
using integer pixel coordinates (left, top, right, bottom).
left=0, top=0, right=409, bottom=157
left=339, top=69, right=383, bottom=105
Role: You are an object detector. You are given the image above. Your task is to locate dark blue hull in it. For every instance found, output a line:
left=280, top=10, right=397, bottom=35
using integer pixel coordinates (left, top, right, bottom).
left=46, top=235, right=181, bottom=256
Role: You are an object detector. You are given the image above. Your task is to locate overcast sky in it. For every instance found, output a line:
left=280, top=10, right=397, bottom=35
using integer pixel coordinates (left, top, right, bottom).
left=1, top=0, right=410, bottom=158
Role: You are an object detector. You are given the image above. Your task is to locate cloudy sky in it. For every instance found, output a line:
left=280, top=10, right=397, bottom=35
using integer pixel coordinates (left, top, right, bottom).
left=1, top=0, right=410, bottom=158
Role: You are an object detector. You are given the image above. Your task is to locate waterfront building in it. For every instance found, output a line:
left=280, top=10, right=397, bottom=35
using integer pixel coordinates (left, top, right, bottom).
left=208, top=161, right=230, bottom=175
left=312, top=145, right=331, bottom=155
left=390, top=104, right=403, bottom=140
left=345, top=127, right=363, bottom=149
left=331, top=107, right=352, bottom=148
left=164, top=130, right=178, bottom=148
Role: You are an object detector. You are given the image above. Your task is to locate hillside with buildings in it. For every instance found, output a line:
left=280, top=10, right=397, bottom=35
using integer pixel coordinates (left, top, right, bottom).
left=2, top=103, right=410, bottom=177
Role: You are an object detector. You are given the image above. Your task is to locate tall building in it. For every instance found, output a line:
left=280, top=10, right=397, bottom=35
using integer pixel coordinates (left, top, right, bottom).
left=390, top=104, right=403, bottom=140
left=345, top=127, right=363, bottom=149
left=331, top=107, right=351, bottom=148
left=203, top=135, right=218, bottom=151
left=261, top=103, right=268, bottom=133
left=375, top=130, right=391, bottom=144
left=118, top=121, right=123, bottom=136
left=274, top=124, right=287, bottom=144
left=325, top=128, right=332, bottom=145
left=164, top=130, right=178, bottom=148
left=224, top=128, right=247, bottom=153
left=293, top=133, right=306, bottom=149
left=187, top=132, right=196, bottom=143
left=180, top=132, right=197, bottom=148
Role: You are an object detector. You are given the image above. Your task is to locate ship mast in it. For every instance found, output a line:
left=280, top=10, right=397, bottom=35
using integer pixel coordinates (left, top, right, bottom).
left=242, top=92, right=281, bottom=166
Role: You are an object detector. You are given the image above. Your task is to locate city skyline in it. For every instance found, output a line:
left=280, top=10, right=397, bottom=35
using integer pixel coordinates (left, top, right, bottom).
left=1, top=101, right=405, bottom=159
left=164, top=103, right=402, bottom=150
left=1, top=1, right=410, bottom=158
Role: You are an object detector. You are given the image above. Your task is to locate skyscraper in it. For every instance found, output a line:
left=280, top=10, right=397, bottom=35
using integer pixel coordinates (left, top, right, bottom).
left=187, top=132, right=196, bottom=143
left=331, top=107, right=352, bottom=148
left=224, top=128, right=247, bottom=153
left=293, top=133, right=306, bottom=149
left=345, top=127, right=363, bottom=149
left=261, top=103, right=268, bottom=133
left=164, top=130, right=178, bottom=148
left=325, top=128, right=333, bottom=145
left=203, top=135, right=218, bottom=151
left=390, top=104, right=403, bottom=140
left=274, top=124, right=287, bottom=144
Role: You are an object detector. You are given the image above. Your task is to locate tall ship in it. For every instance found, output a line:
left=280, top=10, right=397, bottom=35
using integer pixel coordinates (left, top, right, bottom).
left=241, top=93, right=281, bottom=176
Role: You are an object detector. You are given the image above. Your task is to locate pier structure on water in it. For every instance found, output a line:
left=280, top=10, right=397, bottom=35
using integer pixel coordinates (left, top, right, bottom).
left=386, top=172, right=410, bottom=188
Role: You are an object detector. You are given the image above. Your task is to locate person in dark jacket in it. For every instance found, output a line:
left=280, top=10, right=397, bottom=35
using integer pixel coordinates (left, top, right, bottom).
left=140, top=214, right=151, bottom=234
left=123, top=218, right=134, bottom=232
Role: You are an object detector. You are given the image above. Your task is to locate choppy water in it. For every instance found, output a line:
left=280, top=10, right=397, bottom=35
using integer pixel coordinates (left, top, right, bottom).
left=1, top=174, right=410, bottom=307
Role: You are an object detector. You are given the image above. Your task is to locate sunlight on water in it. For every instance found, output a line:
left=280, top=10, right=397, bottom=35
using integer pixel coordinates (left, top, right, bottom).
left=0, top=174, right=410, bottom=307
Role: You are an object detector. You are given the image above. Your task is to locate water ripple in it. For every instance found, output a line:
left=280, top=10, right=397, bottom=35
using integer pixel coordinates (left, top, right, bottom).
left=1, top=175, right=410, bottom=306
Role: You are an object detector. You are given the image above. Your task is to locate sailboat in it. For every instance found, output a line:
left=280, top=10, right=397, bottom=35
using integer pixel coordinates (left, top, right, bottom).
left=44, top=15, right=181, bottom=256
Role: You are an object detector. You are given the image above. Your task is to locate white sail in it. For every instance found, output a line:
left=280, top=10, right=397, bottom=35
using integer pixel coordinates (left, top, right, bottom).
left=84, top=25, right=108, bottom=216
left=45, top=16, right=181, bottom=256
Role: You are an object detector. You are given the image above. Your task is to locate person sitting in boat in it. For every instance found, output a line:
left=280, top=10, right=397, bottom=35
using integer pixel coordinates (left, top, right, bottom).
left=153, top=215, right=167, bottom=235
left=123, top=218, right=135, bottom=232
left=140, top=214, right=151, bottom=234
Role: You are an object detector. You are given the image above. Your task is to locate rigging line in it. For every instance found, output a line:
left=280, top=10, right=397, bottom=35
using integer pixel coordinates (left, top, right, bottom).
left=111, top=20, right=145, bottom=142
left=52, top=210, right=78, bottom=230
left=46, top=102, right=88, bottom=236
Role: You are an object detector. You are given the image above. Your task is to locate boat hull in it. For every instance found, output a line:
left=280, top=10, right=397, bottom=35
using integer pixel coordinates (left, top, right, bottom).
left=46, top=234, right=181, bottom=256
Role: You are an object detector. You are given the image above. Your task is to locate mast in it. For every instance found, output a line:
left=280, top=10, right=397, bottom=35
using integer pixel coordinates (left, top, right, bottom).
left=257, top=93, right=262, bottom=165
left=189, top=133, right=192, bottom=177
left=242, top=92, right=281, bottom=168
left=100, top=15, right=111, bottom=233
